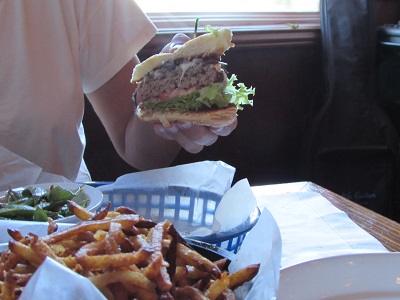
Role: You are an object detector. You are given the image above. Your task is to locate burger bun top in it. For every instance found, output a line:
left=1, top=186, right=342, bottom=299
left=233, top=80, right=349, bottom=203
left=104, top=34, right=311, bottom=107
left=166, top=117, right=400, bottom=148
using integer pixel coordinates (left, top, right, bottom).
left=131, top=28, right=234, bottom=83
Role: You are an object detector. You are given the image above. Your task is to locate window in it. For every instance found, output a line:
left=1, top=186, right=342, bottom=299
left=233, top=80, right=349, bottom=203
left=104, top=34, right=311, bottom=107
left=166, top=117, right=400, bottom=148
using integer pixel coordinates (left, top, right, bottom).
left=136, top=0, right=319, bottom=13
left=136, top=0, right=321, bottom=48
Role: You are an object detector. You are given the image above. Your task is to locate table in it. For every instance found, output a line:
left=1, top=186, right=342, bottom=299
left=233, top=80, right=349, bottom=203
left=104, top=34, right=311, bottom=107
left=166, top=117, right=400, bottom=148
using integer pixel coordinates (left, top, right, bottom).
left=258, top=181, right=400, bottom=252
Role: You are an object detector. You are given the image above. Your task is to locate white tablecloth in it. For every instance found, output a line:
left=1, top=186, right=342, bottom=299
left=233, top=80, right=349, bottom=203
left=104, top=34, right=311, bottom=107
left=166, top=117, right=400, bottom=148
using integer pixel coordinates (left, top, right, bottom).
left=252, top=182, right=388, bottom=269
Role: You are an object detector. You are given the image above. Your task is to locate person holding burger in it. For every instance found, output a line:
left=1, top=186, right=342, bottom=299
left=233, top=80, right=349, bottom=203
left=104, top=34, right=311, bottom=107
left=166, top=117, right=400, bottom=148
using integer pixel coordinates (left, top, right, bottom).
left=0, top=0, right=240, bottom=188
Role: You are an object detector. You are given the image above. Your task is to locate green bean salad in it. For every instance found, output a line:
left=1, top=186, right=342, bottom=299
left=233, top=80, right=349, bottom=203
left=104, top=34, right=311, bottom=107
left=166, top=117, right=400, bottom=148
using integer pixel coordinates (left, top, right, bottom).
left=0, top=184, right=89, bottom=221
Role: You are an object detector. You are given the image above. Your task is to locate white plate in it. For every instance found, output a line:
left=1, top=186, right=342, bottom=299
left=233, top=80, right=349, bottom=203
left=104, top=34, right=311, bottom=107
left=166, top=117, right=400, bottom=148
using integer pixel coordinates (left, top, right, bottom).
left=0, top=182, right=103, bottom=223
left=277, top=252, right=400, bottom=300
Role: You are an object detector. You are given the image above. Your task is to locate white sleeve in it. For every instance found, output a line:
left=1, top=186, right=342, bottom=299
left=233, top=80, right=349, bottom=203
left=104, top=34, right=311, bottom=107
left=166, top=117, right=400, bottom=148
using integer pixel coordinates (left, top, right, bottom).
left=78, top=0, right=157, bottom=94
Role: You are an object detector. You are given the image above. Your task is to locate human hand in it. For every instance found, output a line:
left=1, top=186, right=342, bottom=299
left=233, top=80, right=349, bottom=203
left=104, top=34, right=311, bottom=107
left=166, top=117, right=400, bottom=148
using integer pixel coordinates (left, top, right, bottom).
left=161, top=33, right=190, bottom=54
left=153, top=118, right=238, bottom=153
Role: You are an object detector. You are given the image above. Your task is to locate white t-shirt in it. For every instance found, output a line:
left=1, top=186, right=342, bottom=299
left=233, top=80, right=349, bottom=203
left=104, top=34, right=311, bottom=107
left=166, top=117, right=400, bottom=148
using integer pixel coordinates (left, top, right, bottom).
left=0, top=0, right=157, bottom=182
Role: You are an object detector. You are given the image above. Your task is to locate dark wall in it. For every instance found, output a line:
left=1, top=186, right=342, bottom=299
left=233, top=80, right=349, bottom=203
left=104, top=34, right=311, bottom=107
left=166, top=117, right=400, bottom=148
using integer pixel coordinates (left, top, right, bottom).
left=376, top=0, right=400, bottom=25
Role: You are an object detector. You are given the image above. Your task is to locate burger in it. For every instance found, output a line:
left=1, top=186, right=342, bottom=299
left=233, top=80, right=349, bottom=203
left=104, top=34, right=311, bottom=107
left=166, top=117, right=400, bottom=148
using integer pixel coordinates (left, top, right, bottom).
left=131, top=25, right=255, bottom=127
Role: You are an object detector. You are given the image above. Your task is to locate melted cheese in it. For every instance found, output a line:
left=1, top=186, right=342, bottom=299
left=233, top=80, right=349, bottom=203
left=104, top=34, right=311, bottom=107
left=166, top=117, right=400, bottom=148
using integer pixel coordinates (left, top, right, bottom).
left=179, top=60, right=200, bottom=82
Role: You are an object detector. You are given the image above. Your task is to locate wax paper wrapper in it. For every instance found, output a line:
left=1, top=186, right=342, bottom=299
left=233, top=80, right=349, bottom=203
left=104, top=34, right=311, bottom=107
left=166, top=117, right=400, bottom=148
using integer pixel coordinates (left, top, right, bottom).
left=98, top=160, right=235, bottom=194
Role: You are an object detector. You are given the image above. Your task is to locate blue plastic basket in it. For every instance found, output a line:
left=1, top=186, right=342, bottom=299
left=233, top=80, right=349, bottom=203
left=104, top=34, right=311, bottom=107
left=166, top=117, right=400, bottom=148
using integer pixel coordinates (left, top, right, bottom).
left=98, top=185, right=260, bottom=253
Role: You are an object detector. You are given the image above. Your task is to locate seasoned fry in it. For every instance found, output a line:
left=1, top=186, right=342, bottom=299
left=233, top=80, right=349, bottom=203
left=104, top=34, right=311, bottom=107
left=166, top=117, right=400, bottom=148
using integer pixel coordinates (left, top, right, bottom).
left=0, top=203, right=260, bottom=299
left=1, top=252, right=21, bottom=277
left=115, top=206, right=138, bottom=215
left=2, top=270, right=17, bottom=300
left=174, top=266, right=189, bottom=286
left=91, top=201, right=111, bottom=221
left=89, top=270, right=157, bottom=298
left=227, top=264, right=260, bottom=290
left=6, top=229, right=25, bottom=242
left=144, top=221, right=173, bottom=292
left=67, top=200, right=94, bottom=221
left=47, top=217, right=58, bottom=234
left=205, top=272, right=230, bottom=300
left=8, top=241, right=44, bottom=268
left=176, top=285, right=208, bottom=299
left=42, top=214, right=140, bottom=243
left=9, top=273, right=31, bottom=286
left=77, top=248, right=153, bottom=270
left=177, top=243, right=222, bottom=278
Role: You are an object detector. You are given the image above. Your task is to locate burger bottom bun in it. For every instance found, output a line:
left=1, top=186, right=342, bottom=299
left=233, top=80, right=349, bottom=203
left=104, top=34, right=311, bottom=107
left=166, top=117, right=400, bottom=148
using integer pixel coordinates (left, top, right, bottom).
left=136, top=104, right=237, bottom=127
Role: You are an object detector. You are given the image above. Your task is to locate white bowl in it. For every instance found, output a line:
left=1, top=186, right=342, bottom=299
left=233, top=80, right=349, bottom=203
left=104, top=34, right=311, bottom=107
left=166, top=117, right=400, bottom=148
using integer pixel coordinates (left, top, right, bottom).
left=0, top=182, right=103, bottom=223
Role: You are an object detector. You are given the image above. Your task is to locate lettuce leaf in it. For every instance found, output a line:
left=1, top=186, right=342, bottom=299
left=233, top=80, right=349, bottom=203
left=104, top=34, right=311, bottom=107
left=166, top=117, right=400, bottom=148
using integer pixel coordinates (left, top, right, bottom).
left=204, top=24, right=220, bottom=36
left=225, top=74, right=255, bottom=111
left=143, top=74, right=255, bottom=112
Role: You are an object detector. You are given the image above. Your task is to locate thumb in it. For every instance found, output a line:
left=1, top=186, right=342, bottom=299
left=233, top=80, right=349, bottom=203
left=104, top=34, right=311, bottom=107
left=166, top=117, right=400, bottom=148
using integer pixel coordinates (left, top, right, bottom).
left=161, top=33, right=191, bottom=53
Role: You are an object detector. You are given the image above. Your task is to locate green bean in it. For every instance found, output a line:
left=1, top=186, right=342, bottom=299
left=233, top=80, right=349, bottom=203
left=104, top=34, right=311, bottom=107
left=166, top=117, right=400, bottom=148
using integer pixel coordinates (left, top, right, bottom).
left=0, top=205, right=36, bottom=218
left=43, top=185, right=83, bottom=211
left=48, top=184, right=83, bottom=202
left=33, top=207, right=48, bottom=222
left=22, top=186, right=47, bottom=198
left=22, top=186, right=47, bottom=206
left=6, top=189, right=24, bottom=203
left=8, top=197, right=34, bottom=206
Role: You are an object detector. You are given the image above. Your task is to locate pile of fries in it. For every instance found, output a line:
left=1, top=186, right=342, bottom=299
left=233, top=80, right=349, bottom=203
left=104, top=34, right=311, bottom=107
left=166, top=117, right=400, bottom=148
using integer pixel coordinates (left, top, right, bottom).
left=0, top=201, right=259, bottom=299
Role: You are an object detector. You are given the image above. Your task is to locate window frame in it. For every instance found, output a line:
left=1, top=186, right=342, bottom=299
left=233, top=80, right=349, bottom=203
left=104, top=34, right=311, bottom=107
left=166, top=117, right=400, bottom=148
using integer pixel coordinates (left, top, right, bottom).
left=145, top=12, right=321, bottom=50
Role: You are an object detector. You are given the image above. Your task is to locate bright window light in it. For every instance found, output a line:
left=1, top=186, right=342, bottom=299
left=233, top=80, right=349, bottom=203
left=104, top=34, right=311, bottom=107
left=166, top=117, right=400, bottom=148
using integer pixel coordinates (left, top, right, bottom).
left=136, top=0, right=320, bottom=13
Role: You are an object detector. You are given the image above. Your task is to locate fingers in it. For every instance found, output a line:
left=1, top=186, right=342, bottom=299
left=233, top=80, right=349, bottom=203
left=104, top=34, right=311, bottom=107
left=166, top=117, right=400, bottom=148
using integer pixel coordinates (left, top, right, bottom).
left=161, top=33, right=191, bottom=54
left=154, top=122, right=220, bottom=154
left=176, top=122, right=218, bottom=147
left=153, top=120, right=237, bottom=154
left=210, top=118, right=238, bottom=137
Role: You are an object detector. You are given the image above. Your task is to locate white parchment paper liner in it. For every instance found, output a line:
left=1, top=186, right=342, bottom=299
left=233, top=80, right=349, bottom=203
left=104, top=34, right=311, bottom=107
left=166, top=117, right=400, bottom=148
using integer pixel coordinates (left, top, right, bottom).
left=98, top=161, right=235, bottom=194
left=229, top=208, right=282, bottom=299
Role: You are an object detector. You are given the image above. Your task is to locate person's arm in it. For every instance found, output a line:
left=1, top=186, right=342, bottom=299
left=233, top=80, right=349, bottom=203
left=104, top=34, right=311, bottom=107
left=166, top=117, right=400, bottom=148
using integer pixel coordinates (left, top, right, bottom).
left=86, top=56, right=181, bottom=171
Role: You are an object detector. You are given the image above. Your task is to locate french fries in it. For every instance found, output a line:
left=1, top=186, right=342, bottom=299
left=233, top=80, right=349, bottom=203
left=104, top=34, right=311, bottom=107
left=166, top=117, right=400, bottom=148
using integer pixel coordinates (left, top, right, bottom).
left=0, top=203, right=260, bottom=299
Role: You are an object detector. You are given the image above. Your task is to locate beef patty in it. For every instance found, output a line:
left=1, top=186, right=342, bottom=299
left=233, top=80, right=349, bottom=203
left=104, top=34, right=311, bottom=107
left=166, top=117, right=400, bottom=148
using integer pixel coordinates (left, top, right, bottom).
left=135, top=57, right=226, bottom=102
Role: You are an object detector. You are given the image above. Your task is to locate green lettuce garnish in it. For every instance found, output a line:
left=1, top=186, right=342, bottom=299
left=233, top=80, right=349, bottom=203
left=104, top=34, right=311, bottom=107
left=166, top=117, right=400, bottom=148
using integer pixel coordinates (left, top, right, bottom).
left=204, top=24, right=219, bottom=36
left=225, top=74, right=255, bottom=110
left=143, top=75, right=254, bottom=112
